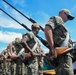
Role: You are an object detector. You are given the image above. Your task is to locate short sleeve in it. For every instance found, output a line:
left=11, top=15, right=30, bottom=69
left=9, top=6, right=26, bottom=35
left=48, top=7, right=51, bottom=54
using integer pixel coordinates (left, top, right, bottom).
left=46, top=16, right=55, bottom=29
left=23, top=32, right=34, bottom=42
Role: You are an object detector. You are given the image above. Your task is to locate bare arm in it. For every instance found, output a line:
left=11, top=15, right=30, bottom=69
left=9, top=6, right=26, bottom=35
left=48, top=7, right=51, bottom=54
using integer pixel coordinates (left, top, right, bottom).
left=8, top=42, right=13, bottom=54
left=44, top=25, right=55, bottom=56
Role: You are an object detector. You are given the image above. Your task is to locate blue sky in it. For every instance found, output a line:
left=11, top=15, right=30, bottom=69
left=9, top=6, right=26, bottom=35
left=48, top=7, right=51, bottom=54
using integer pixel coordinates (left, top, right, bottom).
left=0, top=0, right=76, bottom=53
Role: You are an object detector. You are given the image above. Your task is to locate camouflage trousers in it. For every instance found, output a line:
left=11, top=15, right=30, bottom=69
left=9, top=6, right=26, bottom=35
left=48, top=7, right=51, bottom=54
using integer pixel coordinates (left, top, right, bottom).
left=26, top=62, right=39, bottom=75
left=38, top=62, right=43, bottom=75
left=55, top=55, right=74, bottom=75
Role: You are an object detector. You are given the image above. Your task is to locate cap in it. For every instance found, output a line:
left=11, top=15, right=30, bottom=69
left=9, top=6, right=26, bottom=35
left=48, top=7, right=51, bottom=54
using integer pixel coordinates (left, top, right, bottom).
left=60, top=9, right=74, bottom=20
left=32, top=23, right=40, bottom=29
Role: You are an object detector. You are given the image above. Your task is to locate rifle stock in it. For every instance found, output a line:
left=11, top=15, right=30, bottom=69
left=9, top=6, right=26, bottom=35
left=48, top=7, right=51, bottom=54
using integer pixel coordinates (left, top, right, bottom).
left=45, top=47, right=74, bottom=67
left=55, top=47, right=73, bottom=57
left=21, top=53, right=45, bottom=59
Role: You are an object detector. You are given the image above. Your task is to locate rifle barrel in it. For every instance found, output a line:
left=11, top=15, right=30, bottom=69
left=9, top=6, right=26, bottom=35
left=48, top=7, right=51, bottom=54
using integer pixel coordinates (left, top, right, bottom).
left=3, top=0, right=44, bottom=31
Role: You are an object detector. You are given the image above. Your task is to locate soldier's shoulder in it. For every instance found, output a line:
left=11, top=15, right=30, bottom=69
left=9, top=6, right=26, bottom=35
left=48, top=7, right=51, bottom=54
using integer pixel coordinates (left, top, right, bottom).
left=50, top=16, right=62, bottom=24
left=26, top=31, right=35, bottom=39
left=54, top=16, right=62, bottom=21
left=50, top=16, right=60, bottom=19
left=54, top=16, right=64, bottom=25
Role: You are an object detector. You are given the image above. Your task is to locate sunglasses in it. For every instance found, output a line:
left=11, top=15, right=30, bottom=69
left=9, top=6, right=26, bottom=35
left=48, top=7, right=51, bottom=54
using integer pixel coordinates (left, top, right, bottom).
left=64, top=12, right=74, bottom=20
left=64, top=12, right=69, bottom=18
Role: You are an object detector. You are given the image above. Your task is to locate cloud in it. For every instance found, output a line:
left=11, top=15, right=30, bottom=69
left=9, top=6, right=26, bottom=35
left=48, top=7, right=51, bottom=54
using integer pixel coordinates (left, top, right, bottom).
left=12, top=0, right=27, bottom=7
left=0, top=31, right=22, bottom=43
left=0, top=16, right=23, bottom=29
left=0, top=9, right=32, bottom=29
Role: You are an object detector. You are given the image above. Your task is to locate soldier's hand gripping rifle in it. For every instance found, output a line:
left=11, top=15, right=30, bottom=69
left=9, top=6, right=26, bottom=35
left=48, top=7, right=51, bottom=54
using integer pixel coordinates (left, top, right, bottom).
left=45, top=45, right=76, bottom=67
left=0, top=8, right=50, bottom=49
left=3, top=0, right=44, bottom=31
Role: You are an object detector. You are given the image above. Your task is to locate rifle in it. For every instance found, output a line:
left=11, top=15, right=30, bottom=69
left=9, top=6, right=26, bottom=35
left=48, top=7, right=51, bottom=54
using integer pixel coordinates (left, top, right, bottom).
left=18, top=48, right=45, bottom=60
left=3, top=0, right=44, bottom=31
left=0, top=8, right=50, bottom=49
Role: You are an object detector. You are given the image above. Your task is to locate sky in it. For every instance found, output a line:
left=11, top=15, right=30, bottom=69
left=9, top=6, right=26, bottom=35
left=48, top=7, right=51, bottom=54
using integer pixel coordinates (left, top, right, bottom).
left=0, top=0, right=76, bottom=53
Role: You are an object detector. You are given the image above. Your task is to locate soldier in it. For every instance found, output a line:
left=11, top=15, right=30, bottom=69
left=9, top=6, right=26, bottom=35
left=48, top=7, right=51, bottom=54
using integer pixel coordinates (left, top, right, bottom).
left=21, top=23, right=44, bottom=75
left=0, top=54, right=3, bottom=75
left=2, top=47, right=12, bottom=75
left=44, top=9, right=74, bottom=75
left=8, top=37, right=23, bottom=75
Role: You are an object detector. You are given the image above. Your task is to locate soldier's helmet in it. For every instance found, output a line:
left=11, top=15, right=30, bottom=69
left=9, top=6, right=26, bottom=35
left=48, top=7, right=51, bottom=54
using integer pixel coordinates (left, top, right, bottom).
left=15, top=37, right=20, bottom=41
left=15, top=37, right=21, bottom=43
left=31, top=23, right=40, bottom=29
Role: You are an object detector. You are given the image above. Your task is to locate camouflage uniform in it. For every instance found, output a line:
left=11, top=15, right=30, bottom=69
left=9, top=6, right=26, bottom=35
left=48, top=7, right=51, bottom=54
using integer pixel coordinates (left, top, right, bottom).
left=37, top=48, right=44, bottom=75
left=38, top=59, right=43, bottom=75
left=6, top=60, right=11, bottom=75
left=46, top=16, right=74, bottom=75
left=8, top=43, right=16, bottom=75
left=1, top=50, right=8, bottom=75
left=23, top=31, right=41, bottom=75
left=4, top=49, right=11, bottom=75
left=21, top=63, right=27, bottom=75
left=12, top=38, right=23, bottom=75
left=0, top=55, right=3, bottom=75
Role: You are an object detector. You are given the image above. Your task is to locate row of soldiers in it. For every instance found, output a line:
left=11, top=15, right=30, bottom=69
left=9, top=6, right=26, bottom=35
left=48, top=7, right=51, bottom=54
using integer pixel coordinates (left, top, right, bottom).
left=0, top=44, right=27, bottom=75
left=0, top=23, right=46, bottom=75
left=0, top=8, right=76, bottom=75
